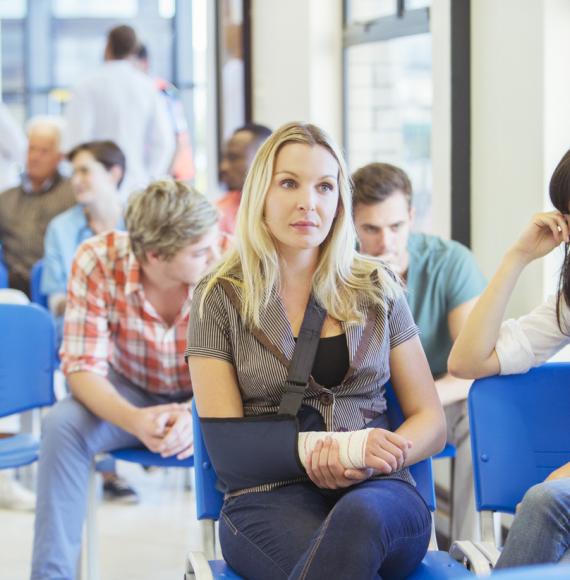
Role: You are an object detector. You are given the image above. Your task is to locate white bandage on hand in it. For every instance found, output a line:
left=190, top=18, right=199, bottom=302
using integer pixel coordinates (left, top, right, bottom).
left=297, top=428, right=373, bottom=470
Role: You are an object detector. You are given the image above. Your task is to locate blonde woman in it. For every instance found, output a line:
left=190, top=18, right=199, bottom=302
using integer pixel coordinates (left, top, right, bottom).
left=187, top=122, right=445, bottom=579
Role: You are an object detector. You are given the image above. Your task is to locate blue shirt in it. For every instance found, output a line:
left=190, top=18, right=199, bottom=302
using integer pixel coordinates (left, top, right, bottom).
left=406, top=233, right=486, bottom=378
left=41, top=204, right=124, bottom=296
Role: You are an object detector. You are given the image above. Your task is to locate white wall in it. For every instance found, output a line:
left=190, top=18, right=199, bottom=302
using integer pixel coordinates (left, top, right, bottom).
left=430, top=0, right=452, bottom=240
left=543, top=0, right=570, bottom=297
left=472, top=0, right=570, bottom=319
left=251, top=0, right=343, bottom=142
left=471, top=0, right=545, bottom=318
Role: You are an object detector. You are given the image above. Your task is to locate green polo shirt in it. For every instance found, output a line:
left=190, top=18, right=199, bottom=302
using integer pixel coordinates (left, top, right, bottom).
left=406, top=233, right=486, bottom=378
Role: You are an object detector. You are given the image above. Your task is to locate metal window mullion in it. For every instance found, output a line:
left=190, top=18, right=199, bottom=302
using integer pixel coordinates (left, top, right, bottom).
left=343, top=8, right=430, bottom=48
left=174, top=0, right=195, bottom=151
left=25, top=0, right=53, bottom=117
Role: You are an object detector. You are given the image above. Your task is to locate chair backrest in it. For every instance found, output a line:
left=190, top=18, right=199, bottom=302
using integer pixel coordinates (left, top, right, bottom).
left=30, top=259, right=49, bottom=308
left=0, top=245, right=8, bottom=288
left=191, top=380, right=437, bottom=521
left=469, top=363, right=570, bottom=514
left=192, top=401, right=224, bottom=520
left=0, top=303, right=56, bottom=417
left=384, top=381, right=436, bottom=511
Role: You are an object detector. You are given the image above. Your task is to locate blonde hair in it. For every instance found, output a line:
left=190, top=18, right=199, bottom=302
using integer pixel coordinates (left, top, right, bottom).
left=202, top=122, right=401, bottom=327
left=126, top=179, right=218, bottom=262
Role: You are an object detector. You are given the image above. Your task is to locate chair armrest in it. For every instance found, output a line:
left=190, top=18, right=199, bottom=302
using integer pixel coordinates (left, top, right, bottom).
left=185, top=551, right=214, bottom=580
left=473, top=541, right=501, bottom=568
left=449, top=541, right=493, bottom=575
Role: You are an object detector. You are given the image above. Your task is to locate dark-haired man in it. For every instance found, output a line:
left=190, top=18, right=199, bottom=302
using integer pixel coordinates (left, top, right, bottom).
left=63, top=25, right=175, bottom=199
left=352, top=162, right=486, bottom=543
left=217, top=123, right=272, bottom=235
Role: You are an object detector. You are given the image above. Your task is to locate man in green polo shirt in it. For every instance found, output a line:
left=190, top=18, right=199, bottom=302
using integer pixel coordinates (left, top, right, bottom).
left=352, top=162, right=486, bottom=543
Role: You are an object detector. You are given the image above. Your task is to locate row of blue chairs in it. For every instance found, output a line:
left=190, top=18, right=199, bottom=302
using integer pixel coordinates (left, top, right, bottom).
left=2, top=251, right=460, bottom=539
left=1, top=302, right=569, bottom=579
left=185, top=364, right=570, bottom=579
left=0, top=252, right=48, bottom=308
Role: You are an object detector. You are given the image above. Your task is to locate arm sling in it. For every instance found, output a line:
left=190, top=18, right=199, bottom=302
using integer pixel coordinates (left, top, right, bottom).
left=199, top=295, right=327, bottom=493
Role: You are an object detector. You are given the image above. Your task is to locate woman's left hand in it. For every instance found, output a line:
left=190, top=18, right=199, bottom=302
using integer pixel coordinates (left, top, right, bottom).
left=306, top=437, right=372, bottom=489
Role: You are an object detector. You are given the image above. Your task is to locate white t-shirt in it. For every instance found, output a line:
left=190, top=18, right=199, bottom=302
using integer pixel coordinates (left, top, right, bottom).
left=63, top=60, right=175, bottom=199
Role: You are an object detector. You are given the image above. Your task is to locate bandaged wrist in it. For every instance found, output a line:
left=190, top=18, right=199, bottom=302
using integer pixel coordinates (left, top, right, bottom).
left=297, top=428, right=373, bottom=470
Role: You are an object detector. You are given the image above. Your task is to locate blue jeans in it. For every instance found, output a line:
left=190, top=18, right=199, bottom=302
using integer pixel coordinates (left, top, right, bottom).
left=30, top=369, right=188, bottom=580
left=495, top=479, right=570, bottom=569
left=219, top=478, right=431, bottom=580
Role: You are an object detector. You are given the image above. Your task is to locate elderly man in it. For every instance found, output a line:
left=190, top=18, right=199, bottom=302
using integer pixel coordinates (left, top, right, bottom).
left=0, top=116, right=74, bottom=296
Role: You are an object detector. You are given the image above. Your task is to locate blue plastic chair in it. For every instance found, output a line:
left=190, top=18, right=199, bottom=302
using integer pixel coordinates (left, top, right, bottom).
left=433, top=442, right=457, bottom=540
left=464, top=363, right=570, bottom=567
left=0, top=304, right=56, bottom=470
left=186, top=383, right=477, bottom=579
left=30, top=259, right=49, bottom=308
left=0, top=245, right=8, bottom=288
left=84, top=446, right=194, bottom=580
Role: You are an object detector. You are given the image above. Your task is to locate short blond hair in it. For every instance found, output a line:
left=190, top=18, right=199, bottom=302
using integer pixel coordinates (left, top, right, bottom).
left=125, top=179, right=218, bottom=262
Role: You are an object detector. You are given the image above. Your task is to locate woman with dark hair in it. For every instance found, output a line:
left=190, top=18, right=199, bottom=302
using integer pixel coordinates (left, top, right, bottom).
left=42, top=140, right=125, bottom=324
left=449, top=150, right=570, bottom=569
left=41, top=140, right=138, bottom=504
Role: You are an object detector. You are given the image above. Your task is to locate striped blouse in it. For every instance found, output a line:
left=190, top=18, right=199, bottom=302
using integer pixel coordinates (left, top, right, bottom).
left=185, top=273, right=419, bottom=495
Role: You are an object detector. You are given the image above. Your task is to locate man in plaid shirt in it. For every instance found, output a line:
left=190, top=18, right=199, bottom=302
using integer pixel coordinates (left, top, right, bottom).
left=31, top=180, right=219, bottom=580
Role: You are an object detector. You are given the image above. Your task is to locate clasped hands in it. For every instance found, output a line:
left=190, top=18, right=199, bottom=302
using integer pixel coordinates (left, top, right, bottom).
left=132, top=403, right=194, bottom=460
left=305, top=428, right=412, bottom=490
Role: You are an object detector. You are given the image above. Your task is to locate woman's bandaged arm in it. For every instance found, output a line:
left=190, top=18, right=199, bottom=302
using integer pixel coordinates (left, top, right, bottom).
left=298, top=429, right=373, bottom=469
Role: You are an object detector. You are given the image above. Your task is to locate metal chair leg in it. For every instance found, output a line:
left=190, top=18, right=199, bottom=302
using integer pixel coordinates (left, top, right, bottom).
left=81, top=465, right=99, bottom=580
left=449, top=454, right=456, bottom=541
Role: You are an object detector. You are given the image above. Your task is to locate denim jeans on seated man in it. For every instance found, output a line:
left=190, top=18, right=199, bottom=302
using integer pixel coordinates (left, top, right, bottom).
left=31, top=369, right=189, bottom=579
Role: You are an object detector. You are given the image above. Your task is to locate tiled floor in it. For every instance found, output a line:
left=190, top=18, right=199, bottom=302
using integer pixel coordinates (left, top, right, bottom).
left=1, top=463, right=202, bottom=580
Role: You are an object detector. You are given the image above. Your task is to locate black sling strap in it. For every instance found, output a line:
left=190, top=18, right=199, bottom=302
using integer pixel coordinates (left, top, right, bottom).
left=278, top=296, right=327, bottom=416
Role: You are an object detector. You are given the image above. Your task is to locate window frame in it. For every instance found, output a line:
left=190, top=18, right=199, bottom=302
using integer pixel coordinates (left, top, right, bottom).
left=342, top=0, right=472, bottom=247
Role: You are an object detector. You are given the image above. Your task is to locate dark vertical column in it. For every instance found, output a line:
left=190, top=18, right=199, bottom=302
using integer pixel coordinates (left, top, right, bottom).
left=243, top=0, right=253, bottom=123
left=450, top=0, right=471, bottom=246
left=341, top=0, right=349, bottom=161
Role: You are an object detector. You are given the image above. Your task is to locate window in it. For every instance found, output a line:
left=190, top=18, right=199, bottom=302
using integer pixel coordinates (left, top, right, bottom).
left=344, top=2, right=433, bottom=231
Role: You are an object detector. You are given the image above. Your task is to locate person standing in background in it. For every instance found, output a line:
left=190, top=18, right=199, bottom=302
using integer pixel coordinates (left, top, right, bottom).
left=63, top=25, right=175, bottom=200
left=134, top=43, right=195, bottom=182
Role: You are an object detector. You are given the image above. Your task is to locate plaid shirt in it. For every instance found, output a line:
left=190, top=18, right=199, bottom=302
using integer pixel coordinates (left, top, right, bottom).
left=61, top=231, right=192, bottom=395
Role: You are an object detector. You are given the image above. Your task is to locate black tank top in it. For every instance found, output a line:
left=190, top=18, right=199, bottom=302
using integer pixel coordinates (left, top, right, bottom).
left=293, top=333, right=349, bottom=388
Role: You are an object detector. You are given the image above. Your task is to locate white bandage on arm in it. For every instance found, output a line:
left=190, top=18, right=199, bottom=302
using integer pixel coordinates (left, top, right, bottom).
left=297, top=428, right=373, bottom=470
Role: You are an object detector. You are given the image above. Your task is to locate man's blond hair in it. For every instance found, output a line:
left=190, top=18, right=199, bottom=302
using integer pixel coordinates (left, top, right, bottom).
left=125, top=179, right=218, bottom=262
